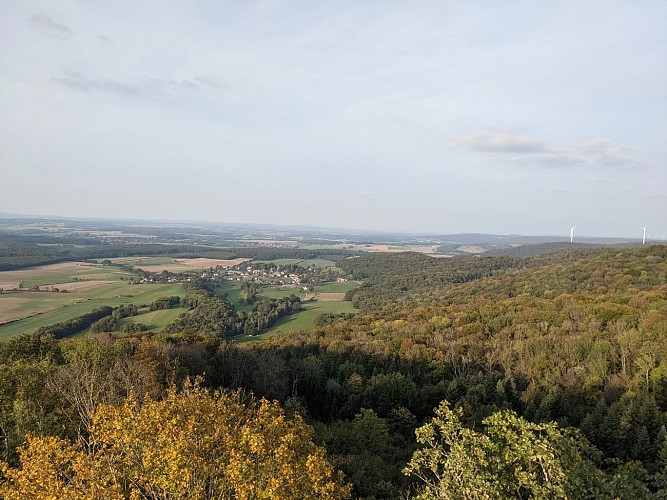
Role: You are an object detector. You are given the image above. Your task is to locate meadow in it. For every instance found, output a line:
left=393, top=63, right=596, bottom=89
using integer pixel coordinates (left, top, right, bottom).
left=0, top=261, right=134, bottom=289
left=0, top=256, right=359, bottom=340
left=213, top=280, right=255, bottom=311
left=232, top=294, right=359, bottom=342
left=117, top=306, right=188, bottom=332
left=212, top=275, right=360, bottom=342
left=231, top=299, right=358, bottom=343
left=0, top=261, right=186, bottom=340
left=309, top=281, right=359, bottom=293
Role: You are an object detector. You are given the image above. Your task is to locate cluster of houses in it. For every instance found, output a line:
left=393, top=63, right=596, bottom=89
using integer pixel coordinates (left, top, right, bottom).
left=130, top=262, right=348, bottom=291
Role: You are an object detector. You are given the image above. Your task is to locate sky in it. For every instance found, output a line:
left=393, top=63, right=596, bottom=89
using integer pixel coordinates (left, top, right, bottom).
left=1, top=1, right=665, bottom=238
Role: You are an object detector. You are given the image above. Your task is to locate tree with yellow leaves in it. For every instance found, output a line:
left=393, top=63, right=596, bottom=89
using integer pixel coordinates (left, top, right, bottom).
left=0, top=383, right=351, bottom=499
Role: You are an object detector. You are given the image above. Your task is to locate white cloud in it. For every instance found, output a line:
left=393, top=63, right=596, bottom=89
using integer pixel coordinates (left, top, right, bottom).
left=455, top=127, right=649, bottom=170
left=454, top=127, right=549, bottom=154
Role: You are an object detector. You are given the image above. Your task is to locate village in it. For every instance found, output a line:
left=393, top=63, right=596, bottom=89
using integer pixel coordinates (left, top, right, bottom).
left=131, top=259, right=347, bottom=293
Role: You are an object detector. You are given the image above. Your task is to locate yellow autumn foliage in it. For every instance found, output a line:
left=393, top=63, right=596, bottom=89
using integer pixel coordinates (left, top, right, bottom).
left=0, top=385, right=351, bottom=499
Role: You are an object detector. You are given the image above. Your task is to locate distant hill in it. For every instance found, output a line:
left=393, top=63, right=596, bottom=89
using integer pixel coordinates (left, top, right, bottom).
left=483, top=241, right=603, bottom=257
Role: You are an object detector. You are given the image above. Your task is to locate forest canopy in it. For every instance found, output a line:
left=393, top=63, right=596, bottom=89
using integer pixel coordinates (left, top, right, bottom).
left=0, top=384, right=351, bottom=499
left=1, top=244, right=666, bottom=497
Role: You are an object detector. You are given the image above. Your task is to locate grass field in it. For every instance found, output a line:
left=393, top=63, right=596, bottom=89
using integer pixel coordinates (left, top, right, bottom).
left=259, top=286, right=306, bottom=300
left=0, top=262, right=134, bottom=289
left=231, top=300, right=357, bottom=343
left=0, top=261, right=187, bottom=340
left=215, top=281, right=308, bottom=309
left=218, top=276, right=359, bottom=343
left=213, top=280, right=255, bottom=311
left=111, top=257, right=198, bottom=273
left=111, top=257, right=249, bottom=273
left=0, top=283, right=186, bottom=340
left=117, top=307, right=187, bottom=332
left=0, top=258, right=358, bottom=341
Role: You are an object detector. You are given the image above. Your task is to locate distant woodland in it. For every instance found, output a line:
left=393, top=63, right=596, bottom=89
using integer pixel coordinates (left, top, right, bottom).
left=1, top=244, right=667, bottom=498
left=0, top=235, right=359, bottom=271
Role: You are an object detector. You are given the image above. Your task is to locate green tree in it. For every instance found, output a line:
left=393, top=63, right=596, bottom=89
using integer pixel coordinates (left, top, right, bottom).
left=404, top=401, right=640, bottom=499
left=0, top=384, right=351, bottom=499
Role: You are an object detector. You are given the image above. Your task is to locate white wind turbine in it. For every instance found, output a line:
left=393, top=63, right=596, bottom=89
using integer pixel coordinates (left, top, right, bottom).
left=641, top=224, right=647, bottom=245
left=570, top=226, right=576, bottom=243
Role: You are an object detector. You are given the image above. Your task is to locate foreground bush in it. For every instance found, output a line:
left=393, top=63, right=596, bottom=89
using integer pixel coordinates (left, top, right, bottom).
left=0, top=383, right=351, bottom=499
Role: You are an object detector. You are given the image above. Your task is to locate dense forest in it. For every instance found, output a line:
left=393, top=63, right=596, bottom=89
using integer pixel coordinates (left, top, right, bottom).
left=1, top=244, right=666, bottom=498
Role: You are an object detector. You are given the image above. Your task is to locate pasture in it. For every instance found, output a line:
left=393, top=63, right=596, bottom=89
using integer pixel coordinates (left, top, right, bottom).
left=0, top=257, right=359, bottom=341
left=213, top=280, right=255, bottom=311
left=0, top=261, right=134, bottom=289
left=0, top=261, right=186, bottom=340
left=215, top=277, right=359, bottom=342
left=117, top=307, right=187, bottom=332
left=231, top=300, right=358, bottom=343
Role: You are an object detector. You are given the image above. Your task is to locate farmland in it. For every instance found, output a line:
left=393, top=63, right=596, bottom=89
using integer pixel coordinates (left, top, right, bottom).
left=210, top=263, right=361, bottom=342
left=0, top=261, right=135, bottom=289
left=213, top=280, right=255, bottom=311
left=110, top=256, right=249, bottom=273
left=232, top=299, right=358, bottom=342
left=0, top=254, right=361, bottom=341
left=213, top=276, right=360, bottom=336
left=0, top=261, right=186, bottom=340
left=117, top=306, right=188, bottom=333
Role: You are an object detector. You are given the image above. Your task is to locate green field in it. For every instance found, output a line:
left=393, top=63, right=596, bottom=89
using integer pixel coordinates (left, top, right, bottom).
left=118, top=307, right=187, bottom=332
left=215, top=280, right=308, bottom=308
left=0, top=258, right=358, bottom=341
left=218, top=279, right=359, bottom=343
left=213, top=280, right=351, bottom=310
left=259, top=286, right=306, bottom=300
left=257, top=280, right=358, bottom=298
left=213, top=280, right=255, bottom=311
left=0, top=283, right=186, bottom=340
left=0, top=264, right=134, bottom=289
left=0, top=261, right=187, bottom=340
left=231, top=300, right=357, bottom=343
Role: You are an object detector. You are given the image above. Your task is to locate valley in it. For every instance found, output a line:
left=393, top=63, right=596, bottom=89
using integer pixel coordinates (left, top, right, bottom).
left=0, top=218, right=666, bottom=498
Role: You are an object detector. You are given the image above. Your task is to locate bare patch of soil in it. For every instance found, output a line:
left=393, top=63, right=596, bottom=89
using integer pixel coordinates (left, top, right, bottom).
left=45, top=280, right=115, bottom=292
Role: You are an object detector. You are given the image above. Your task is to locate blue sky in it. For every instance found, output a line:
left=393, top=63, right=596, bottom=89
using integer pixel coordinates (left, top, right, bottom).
left=1, top=1, right=665, bottom=238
